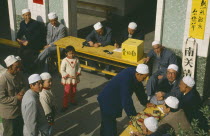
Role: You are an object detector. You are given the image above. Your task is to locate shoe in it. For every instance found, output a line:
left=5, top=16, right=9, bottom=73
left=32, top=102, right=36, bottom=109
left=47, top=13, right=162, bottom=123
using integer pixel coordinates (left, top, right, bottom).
left=105, top=74, right=113, bottom=80
left=60, top=107, right=68, bottom=113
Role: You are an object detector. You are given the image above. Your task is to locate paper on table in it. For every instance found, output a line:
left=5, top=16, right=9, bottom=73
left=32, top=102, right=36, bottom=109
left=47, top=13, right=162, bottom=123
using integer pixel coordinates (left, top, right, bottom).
left=113, top=48, right=122, bottom=52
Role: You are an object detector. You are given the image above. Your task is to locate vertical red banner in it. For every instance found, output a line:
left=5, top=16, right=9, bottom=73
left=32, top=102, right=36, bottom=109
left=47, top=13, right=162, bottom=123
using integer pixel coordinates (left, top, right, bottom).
left=33, top=0, right=44, bottom=5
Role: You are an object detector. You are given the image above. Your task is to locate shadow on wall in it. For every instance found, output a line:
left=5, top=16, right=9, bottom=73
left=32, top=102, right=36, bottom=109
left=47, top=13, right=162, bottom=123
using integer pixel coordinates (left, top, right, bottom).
left=203, top=48, right=210, bottom=101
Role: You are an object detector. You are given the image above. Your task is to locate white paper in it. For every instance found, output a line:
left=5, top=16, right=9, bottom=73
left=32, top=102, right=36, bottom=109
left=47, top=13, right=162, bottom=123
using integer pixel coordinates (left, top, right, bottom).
left=113, top=48, right=122, bottom=52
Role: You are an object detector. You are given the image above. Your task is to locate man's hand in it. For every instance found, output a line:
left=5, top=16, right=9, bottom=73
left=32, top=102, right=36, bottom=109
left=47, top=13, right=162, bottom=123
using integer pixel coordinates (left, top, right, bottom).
left=158, top=75, right=164, bottom=80
left=44, top=45, right=51, bottom=49
left=88, top=41, right=94, bottom=47
left=22, top=40, right=28, bottom=46
left=114, top=43, right=120, bottom=48
left=155, top=91, right=165, bottom=101
left=143, top=57, right=150, bottom=64
left=130, top=131, right=142, bottom=136
left=146, top=103, right=156, bottom=108
left=93, top=43, right=100, bottom=48
left=18, top=91, right=25, bottom=96
left=16, top=94, right=23, bottom=101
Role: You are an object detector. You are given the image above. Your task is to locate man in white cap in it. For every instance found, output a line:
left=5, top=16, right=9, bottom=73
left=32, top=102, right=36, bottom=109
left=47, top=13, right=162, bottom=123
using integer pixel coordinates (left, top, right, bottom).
left=98, top=64, right=149, bottom=136
left=148, top=64, right=182, bottom=105
left=114, top=22, right=144, bottom=48
left=35, top=12, right=66, bottom=72
left=21, top=74, right=49, bottom=136
left=179, top=76, right=201, bottom=122
left=159, top=96, right=191, bottom=134
left=0, top=55, right=26, bottom=136
left=144, top=41, right=177, bottom=100
left=86, top=22, right=112, bottom=47
left=17, top=8, right=45, bottom=73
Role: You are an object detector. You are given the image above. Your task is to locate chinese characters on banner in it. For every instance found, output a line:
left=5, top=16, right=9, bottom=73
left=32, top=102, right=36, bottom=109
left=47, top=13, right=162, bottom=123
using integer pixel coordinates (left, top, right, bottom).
left=189, top=0, right=208, bottom=39
left=33, top=0, right=43, bottom=5
left=182, top=38, right=197, bottom=78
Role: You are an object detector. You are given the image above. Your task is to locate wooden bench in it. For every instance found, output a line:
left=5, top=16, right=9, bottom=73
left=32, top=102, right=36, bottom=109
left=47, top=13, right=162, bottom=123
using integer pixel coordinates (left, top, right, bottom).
left=77, top=1, right=116, bottom=20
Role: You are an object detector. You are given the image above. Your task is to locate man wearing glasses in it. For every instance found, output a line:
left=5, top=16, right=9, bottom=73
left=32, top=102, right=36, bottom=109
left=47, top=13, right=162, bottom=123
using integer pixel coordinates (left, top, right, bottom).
left=143, top=41, right=178, bottom=100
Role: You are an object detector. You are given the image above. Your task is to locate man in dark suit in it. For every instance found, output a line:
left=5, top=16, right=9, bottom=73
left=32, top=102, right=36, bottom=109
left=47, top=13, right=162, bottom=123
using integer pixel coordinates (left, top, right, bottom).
left=97, top=64, right=149, bottom=136
left=114, top=22, right=144, bottom=48
left=179, top=76, right=202, bottom=122
left=86, top=22, right=112, bottom=47
left=17, top=9, right=45, bottom=73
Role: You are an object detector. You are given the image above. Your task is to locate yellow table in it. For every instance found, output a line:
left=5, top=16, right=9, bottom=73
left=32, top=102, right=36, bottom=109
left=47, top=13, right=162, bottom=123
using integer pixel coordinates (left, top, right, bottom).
left=120, top=105, right=165, bottom=136
left=54, top=36, right=145, bottom=75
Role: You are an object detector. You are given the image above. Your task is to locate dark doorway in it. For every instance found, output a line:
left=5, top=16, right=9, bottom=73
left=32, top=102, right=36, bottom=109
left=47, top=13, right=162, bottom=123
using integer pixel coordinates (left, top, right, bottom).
left=0, top=0, right=11, bottom=39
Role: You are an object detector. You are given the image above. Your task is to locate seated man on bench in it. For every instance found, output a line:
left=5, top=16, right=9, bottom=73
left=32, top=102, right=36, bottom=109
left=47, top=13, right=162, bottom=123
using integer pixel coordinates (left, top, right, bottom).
left=35, top=12, right=66, bottom=72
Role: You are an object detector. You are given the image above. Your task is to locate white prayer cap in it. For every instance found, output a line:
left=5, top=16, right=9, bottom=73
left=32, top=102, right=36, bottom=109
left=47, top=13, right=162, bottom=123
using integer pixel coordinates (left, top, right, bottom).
left=28, top=74, right=42, bottom=84
left=136, top=64, right=149, bottom=74
left=128, top=22, right=137, bottom=30
left=48, top=12, right=58, bottom=20
left=40, top=72, right=52, bottom=80
left=182, top=76, right=195, bottom=88
left=165, top=96, right=179, bottom=109
left=15, top=56, right=21, bottom=61
left=4, top=55, right=18, bottom=67
left=144, top=117, right=158, bottom=132
left=167, top=64, right=178, bottom=72
left=93, top=22, right=103, bottom=30
left=22, top=9, right=30, bottom=15
left=152, top=41, right=161, bottom=46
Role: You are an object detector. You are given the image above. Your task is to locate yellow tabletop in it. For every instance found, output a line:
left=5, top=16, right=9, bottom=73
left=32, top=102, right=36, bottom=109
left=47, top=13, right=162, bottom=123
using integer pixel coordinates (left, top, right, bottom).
left=54, top=36, right=145, bottom=66
left=120, top=105, right=165, bottom=136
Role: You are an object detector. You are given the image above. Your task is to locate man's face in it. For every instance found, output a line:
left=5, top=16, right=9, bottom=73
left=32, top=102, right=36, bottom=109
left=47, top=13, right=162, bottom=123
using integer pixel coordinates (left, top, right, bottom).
left=179, top=80, right=187, bottom=93
left=128, top=28, right=135, bottom=35
left=22, top=12, right=31, bottom=22
left=166, top=69, right=177, bottom=83
left=8, top=61, right=21, bottom=75
left=162, top=104, right=170, bottom=114
left=30, top=80, right=43, bottom=93
left=135, top=73, right=149, bottom=82
left=96, top=28, right=104, bottom=35
left=153, top=44, right=162, bottom=56
left=49, top=18, right=58, bottom=26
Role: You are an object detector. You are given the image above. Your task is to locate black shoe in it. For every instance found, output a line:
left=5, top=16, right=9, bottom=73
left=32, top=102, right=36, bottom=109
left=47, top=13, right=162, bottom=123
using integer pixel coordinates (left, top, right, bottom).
left=60, top=107, right=68, bottom=113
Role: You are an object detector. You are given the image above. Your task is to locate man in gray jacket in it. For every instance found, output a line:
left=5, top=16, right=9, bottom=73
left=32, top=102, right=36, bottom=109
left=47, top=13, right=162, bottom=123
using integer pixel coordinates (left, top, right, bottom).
left=22, top=74, right=49, bottom=136
left=36, top=12, right=66, bottom=72
left=0, top=55, right=26, bottom=136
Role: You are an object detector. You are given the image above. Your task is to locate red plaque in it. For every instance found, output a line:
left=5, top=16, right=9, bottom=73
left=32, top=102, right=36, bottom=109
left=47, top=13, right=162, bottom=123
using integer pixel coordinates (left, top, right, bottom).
left=33, top=0, right=44, bottom=5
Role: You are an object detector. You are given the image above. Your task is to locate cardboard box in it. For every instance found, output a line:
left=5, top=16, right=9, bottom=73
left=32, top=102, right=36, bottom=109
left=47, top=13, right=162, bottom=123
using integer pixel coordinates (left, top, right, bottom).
left=122, top=38, right=144, bottom=62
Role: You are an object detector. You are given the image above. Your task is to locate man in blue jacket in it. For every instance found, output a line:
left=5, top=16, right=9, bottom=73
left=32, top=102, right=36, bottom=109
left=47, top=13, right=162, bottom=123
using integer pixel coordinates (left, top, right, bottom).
left=97, top=64, right=149, bottom=136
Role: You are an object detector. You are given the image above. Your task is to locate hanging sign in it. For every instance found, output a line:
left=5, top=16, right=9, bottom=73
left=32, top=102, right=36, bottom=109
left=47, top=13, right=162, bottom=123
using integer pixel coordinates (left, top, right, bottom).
left=189, top=0, right=208, bottom=39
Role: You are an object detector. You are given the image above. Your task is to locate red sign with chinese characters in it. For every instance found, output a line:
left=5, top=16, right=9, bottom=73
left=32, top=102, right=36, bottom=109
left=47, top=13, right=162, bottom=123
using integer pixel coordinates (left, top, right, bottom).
left=33, top=0, right=43, bottom=5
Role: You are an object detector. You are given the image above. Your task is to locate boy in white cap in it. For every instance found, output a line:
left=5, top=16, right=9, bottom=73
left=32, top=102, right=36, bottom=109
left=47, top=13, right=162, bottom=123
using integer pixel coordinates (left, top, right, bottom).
left=39, top=72, right=56, bottom=135
left=159, top=96, right=191, bottom=134
left=114, top=22, right=144, bottom=48
left=86, top=22, right=112, bottom=47
left=148, top=64, right=182, bottom=105
left=17, top=8, right=45, bottom=73
left=179, top=76, right=201, bottom=122
left=0, top=55, right=26, bottom=136
left=21, top=74, right=49, bottom=136
left=144, top=42, right=178, bottom=100
left=35, top=12, right=66, bottom=72
left=98, top=64, right=149, bottom=136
